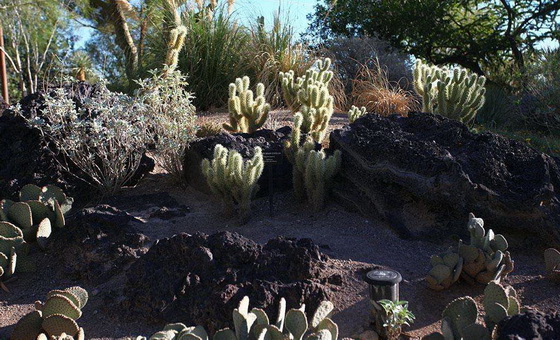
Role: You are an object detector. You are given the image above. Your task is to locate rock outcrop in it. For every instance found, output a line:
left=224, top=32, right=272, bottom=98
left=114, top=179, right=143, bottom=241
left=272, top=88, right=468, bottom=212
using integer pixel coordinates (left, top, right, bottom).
left=121, top=231, right=331, bottom=332
left=496, top=309, right=560, bottom=339
left=330, top=112, right=560, bottom=245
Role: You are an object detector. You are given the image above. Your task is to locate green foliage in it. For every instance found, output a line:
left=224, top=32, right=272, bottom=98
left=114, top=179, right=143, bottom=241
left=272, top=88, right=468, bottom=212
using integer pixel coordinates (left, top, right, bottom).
left=308, top=0, right=560, bottom=81
left=284, top=113, right=341, bottom=212
left=413, top=60, right=486, bottom=123
left=11, top=286, right=88, bottom=340
left=377, top=300, right=415, bottom=340
left=426, top=213, right=513, bottom=290
left=146, top=296, right=338, bottom=340
left=223, top=76, right=271, bottom=134
left=483, top=281, right=520, bottom=331
left=347, top=106, right=366, bottom=123
left=135, top=70, right=197, bottom=182
left=201, top=145, right=264, bottom=223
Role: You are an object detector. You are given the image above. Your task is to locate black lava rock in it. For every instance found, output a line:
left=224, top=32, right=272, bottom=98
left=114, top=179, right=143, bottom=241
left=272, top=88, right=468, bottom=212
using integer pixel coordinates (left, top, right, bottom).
left=496, top=309, right=560, bottom=340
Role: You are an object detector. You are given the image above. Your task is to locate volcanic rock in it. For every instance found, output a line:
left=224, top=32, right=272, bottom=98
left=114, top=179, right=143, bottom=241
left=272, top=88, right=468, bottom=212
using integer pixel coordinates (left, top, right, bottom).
left=496, top=309, right=560, bottom=339
left=121, top=231, right=330, bottom=332
left=330, top=112, right=560, bottom=245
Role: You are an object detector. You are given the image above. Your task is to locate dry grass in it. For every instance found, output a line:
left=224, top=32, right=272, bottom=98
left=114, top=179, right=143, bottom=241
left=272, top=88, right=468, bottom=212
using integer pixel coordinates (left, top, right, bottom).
left=351, top=59, right=418, bottom=116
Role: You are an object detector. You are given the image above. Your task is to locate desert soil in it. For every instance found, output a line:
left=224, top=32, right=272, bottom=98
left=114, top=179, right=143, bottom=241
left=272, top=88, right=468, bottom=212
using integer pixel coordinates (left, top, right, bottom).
left=1, top=111, right=559, bottom=339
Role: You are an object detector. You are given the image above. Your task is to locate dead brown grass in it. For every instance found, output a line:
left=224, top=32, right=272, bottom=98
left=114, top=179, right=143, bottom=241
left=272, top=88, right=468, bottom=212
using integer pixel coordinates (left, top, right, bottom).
left=351, top=59, right=419, bottom=117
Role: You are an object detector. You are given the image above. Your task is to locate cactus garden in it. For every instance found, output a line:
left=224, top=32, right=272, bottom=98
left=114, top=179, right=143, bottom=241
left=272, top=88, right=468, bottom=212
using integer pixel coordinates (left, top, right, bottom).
left=2, top=0, right=560, bottom=339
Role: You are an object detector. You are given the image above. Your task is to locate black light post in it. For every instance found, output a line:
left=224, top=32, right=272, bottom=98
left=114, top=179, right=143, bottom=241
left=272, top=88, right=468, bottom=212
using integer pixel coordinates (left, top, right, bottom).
left=364, top=269, right=403, bottom=339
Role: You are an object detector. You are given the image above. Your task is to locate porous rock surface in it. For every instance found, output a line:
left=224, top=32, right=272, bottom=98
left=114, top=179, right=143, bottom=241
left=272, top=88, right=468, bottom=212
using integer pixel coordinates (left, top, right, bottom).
left=496, top=309, right=560, bottom=339
left=121, top=231, right=330, bottom=332
left=330, top=112, right=560, bottom=245
left=184, top=128, right=292, bottom=196
left=0, top=83, right=154, bottom=202
left=49, top=204, right=150, bottom=284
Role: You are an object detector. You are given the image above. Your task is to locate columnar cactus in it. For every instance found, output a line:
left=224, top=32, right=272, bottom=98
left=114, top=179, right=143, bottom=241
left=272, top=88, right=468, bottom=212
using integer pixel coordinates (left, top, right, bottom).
left=223, top=76, right=271, bottom=134
left=146, top=296, right=337, bottom=340
left=425, top=248, right=463, bottom=291
left=164, top=25, right=187, bottom=73
left=544, top=248, right=560, bottom=282
left=11, top=286, right=88, bottom=340
left=1, top=184, right=73, bottom=249
left=284, top=113, right=341, bottom=211
left=347, top=106, right=366, bottom=123
left=458, top=213, right=514, bottom=285
left=201, top=145, right=264, bottom=222
left=413, top=59, right=486, bottom=123
left=280, top=58, right=334, bottom=142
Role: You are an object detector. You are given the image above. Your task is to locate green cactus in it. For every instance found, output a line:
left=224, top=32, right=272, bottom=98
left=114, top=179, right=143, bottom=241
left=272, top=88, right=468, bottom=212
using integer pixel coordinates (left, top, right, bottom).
left=483, top=281, right=520, bottom=332
left=280, top=58, right=334, bottom=142
left=425, top=248, right=463, bottom=291
left=223, top=76, right=271, bottom=134
left=544, top=248, right=560, bottom=282
left=201, top=145, right=264, bottom=223
left=147, top=297, right=338, bottom=340
left=347, top=106, right=366, bottom=123
left=459, top=213, right=514, bottom=285
left=413, top=59, right=486, bottom=123
left=283, top=113, right=341, bottom=211
left=1, top=185, right=73, bottom=251
left=11, top=286, right=88, bottom=340
left=423, top=296, right=488, bottom=340
left=165, top=25, right=187, bottom=73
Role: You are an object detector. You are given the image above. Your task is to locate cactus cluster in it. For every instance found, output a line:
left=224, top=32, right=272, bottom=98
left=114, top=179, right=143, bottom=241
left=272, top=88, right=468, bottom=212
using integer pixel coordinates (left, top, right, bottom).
left=426, top=214, right=513, bottom=290
left=223, top=76, right=271, bottom=134
left=165, top=25, right=187, bottom=73
left=280, top=58, right=334, bottom=142
left=11, top=286, right=88, bottom=340
left=284, top=113, right=341, bottom=212
left=347, top=106, right=366, bottom=123
left=413, top=59, right=486, bottom=123
left=423, top=281, right=520, bottom=340
left=544, top=248, right=560, bottom=282
left=201, top=145, right=264, bottom=222
left=146, top=296, right=338, bottom=340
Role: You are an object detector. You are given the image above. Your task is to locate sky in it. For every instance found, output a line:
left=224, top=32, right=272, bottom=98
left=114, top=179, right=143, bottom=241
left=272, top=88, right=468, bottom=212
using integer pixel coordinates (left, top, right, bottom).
left=75, top=0, right=317, bottom=49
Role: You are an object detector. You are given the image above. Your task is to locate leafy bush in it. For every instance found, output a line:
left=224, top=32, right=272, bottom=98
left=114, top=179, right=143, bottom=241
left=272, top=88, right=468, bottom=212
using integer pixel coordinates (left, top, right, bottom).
left=21, top=83, right=153, bottom=195
left=136, top=70, right=197, bottom=182
left=378, top=300, right=415, bottom=340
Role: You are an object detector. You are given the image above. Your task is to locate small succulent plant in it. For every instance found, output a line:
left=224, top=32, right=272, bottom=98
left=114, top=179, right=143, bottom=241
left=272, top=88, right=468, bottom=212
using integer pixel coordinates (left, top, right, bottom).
left=11, top=286, right=88, bottom=340
left=544, top=248, right=560, bottom=282
left=423, top=280, right=520, bottom=340
left=426, top=213, right=514, bottom=290
left=347, top=106, right=366, bottom=123
left=145, top=296, right=338, bottom=340
left=377, top=300, right=415, bottom=340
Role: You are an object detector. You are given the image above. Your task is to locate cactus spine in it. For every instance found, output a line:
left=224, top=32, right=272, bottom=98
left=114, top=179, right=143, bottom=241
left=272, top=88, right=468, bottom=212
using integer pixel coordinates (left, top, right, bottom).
left=347, top=106, right=366, bottom=123
left=163, top=0, right=187, bottom=74
left=413, top=59, right=486, bottom=123
left=284, top=113, right=341, bottom=212
left=280, top=58, right=334, bottom=142
left=201, top=145, right=264, bottom=222
left=146, top=297, right=338, bottom=340
left=223, top=76, right=271, bottom=134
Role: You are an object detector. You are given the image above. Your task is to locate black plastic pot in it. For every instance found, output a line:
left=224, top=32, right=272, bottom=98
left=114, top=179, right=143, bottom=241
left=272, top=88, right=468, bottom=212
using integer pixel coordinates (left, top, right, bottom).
left=364, top=269, right=402, bottom=302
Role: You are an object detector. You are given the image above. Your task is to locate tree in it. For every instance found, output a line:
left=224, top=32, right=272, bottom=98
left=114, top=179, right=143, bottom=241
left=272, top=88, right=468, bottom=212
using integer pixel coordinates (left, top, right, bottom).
left=308, top=0, right=560, bottom=81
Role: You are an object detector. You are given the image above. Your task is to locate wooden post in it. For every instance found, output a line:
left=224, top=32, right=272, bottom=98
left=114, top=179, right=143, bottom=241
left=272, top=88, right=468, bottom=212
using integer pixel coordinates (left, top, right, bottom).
left=0, top=25, right=9, bottom=105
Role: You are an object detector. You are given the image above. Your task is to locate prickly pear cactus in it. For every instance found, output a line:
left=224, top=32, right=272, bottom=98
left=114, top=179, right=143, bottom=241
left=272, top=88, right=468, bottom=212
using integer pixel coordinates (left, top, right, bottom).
left=425, top=248, right=463, bottom=291
left=483, top=281, right=520, bottom=332
left=544, top=248, right=560, bottom=282
left=11, top=286, right=88, bottom=340
left=147, top=296, right=338, bottom=340
left=459, top=213, right=514, bottom=285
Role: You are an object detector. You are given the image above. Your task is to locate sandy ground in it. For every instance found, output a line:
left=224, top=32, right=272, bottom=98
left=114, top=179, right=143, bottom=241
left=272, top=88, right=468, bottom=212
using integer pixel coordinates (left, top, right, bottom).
left=1, top=111, right=559, bottom=339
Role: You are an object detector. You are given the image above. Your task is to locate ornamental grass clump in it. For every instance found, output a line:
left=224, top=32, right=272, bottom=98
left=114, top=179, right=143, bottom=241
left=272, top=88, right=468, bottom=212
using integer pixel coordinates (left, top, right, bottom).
left=22, top=84, right=153, bottom=195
